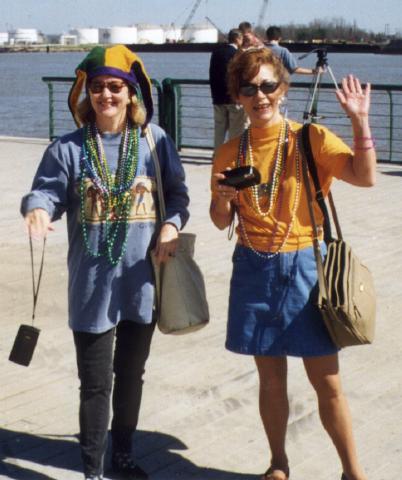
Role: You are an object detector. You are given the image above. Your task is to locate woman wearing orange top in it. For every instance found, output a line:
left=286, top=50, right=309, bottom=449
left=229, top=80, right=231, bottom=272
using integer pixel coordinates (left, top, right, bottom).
left=210, top=48, right=375, bottom=480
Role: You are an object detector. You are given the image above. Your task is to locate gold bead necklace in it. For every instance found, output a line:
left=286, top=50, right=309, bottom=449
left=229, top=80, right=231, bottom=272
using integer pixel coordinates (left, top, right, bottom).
left=237, top=124, right=302, bottom=259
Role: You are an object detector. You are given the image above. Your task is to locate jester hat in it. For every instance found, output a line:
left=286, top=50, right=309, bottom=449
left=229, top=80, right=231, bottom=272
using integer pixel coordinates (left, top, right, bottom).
left=68, top=44, right=153, bottom=128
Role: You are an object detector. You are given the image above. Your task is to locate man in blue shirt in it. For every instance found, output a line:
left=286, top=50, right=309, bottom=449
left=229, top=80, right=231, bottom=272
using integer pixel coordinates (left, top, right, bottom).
left=266, top=26, right=318, bottom=75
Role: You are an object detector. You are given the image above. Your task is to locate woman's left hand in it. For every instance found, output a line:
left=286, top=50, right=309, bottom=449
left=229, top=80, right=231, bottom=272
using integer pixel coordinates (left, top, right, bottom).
left=153, top=223, right=179, bottom=264
left=335, top=74, right=371, bottom=119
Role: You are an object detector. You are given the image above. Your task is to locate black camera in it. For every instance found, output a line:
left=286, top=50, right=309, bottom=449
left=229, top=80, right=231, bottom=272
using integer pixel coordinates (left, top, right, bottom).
left=218, top=166, right=261, bottom=190
left=9, top=324, right=40, bottom=366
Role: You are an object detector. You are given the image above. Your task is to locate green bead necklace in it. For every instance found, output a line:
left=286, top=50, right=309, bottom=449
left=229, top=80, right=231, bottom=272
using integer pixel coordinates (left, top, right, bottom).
left=80, top=120, right=139, bottom=266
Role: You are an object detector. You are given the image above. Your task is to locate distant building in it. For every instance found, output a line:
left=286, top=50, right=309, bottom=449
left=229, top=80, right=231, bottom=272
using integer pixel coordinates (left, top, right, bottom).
left=0, top=32, right=9, bottom=45
left=182, top=23, right=218, bottom=43
left=46, top=34, right=63, bottom=44
left=99, top=26, right=137, bottom=44
left=163, top=24, right=182, bottom=43
left=136, top=24, right=164, bottom=44
left=70, top=28, right=99, bottom=45
left=2, top=21, right=220, bottom=46
left=10, top=28, right=41, bottom=44
left=60, top=34, right=78, bottom=46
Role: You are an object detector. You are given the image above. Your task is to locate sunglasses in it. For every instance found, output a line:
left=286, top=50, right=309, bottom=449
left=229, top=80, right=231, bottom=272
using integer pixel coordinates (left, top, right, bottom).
left=88, top=80, right=127, bottom=94
left=239, top=81, right=280, bottom=97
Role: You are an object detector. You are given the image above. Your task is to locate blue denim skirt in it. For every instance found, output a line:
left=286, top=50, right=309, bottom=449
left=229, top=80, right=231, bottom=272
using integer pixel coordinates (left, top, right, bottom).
left=226, top=244, right=338, bottom=357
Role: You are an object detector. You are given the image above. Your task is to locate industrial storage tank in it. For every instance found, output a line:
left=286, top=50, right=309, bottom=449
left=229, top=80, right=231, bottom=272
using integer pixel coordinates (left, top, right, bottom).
left=60, top=34, right=78, bottom=46
left=136, top=24, right=164, bottom=44
left=99, top=26, right=137, bottom=44
left=163, top=24, right=182, bottom=43
left=12, top=28, right=39, bottom=44
left=71, top=28, right=99, bottom=44
left=182, top=23, right=218, bottom=43
left=0, top=32, right=9, bottom=45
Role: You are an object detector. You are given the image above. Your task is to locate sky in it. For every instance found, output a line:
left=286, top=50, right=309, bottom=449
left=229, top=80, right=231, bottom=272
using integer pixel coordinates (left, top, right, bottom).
left=0, top=0, right=400, bottom=36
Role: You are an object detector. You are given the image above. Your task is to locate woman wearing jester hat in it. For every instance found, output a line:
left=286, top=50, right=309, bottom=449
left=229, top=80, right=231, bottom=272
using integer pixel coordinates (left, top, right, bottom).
left=21, top=45, right=189, bottom=480
left=210, top=48, right=375, bottom=480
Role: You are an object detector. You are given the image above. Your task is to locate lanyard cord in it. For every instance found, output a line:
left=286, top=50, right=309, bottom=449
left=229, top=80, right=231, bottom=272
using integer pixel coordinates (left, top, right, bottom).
left=30, top=236, right=46, bottom=326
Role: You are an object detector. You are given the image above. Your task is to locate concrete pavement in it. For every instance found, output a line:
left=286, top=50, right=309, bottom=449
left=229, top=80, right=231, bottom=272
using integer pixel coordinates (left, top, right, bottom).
left=0, top=137, right=401, bottom=480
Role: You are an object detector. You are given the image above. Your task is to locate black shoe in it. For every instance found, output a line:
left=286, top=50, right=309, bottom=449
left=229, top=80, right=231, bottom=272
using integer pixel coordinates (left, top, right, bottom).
left=111, top=452, right=148, bottom=479
left=341, top=475, right=348, bottom=480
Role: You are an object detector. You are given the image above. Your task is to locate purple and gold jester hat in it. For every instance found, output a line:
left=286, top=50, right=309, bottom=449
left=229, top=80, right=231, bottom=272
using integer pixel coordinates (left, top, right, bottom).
left=68, top=44, right=153, bottom=129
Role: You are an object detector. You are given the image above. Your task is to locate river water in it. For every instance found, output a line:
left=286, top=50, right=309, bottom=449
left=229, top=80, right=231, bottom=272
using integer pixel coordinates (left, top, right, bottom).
left=0, top=51, right=401, bottom=138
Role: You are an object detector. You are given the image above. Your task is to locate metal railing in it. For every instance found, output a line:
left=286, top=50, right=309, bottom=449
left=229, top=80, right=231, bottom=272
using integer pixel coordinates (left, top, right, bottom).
left=42, top=77, right=402, bottom=163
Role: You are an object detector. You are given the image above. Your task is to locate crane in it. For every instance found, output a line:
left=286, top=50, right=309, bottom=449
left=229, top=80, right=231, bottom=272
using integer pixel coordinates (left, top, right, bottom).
left=182, top=0, right=203, bottom=35
left=205, top=15, right=226, bottom=39
left=257, top=0, right=269, bottom=28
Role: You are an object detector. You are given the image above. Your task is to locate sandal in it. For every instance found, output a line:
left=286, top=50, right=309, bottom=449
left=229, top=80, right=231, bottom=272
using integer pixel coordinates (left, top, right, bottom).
left=262, top=465, right=290, bottom=480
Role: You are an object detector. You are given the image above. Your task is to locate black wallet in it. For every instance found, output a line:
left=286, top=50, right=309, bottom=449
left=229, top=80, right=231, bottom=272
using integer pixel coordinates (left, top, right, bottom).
left=9, top=324, right=41, bottom=367
left=218, top=165, right=261, bottom=190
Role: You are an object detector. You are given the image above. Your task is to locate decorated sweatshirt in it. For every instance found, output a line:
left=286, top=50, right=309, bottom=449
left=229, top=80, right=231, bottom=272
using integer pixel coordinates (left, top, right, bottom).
left=21, top=123, right=189, bottom=333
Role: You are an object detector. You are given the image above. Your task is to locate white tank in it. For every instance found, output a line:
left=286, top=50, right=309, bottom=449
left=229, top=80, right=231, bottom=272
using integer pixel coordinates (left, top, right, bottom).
left=0, top=32, right=9, bottom=45
left=182, top=23, right=218, bottom=43
left=60, top=34, right=78, bottom=46
left=136, top=24, right=164, bottom=44
left=99, top=26, right=137, bottom=44
left=163, top=24, right=182, bottom=43
left=12, top=28, right=39, bottom=44
left=72, top=28, right=99, bottom=45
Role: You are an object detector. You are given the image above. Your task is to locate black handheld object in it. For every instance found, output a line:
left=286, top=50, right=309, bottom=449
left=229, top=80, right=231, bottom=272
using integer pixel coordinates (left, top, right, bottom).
left=9, top=324, right=41, bottom=366
left=218, top=166, right=261, bottom=190
left=9, top=237, right=46, bottom=367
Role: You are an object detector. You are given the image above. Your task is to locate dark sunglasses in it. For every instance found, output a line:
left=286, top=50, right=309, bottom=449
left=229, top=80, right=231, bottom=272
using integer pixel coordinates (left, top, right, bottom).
left=239, top=81, right=280, bottom=97
left=88, top=80, right=127, bottom=94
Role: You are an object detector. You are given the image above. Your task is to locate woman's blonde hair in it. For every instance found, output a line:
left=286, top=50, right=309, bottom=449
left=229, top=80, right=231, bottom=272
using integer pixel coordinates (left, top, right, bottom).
left=227, top=47, right=290, bottom=100
left=75, top=87, right=146, bottom=127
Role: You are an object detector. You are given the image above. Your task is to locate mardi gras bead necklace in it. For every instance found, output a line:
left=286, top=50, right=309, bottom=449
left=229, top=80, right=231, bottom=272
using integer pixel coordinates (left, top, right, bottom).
left=80, top=120, right=139, bottom=265
left=239, top=119, right=288, bottom=217
left=236, top=122, right=302, bottom=259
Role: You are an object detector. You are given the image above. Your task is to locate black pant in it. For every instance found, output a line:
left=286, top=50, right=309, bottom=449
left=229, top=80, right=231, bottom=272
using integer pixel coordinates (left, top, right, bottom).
left=73, top=320, right=155, bottom=476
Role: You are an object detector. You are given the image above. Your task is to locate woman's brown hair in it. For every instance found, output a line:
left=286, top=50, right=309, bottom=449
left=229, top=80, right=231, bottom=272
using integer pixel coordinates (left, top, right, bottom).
left=227, top=47, right=290, bottom=100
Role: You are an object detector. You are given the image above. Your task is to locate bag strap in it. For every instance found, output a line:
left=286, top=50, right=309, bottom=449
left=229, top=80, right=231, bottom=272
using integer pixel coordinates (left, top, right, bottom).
left=301, top=123, right=343, bottom=241
left=145, top=127, right=166, bottom=222
left=299, top=126, right=331, bottom=303
left=30, top=236, right=46, bottom=326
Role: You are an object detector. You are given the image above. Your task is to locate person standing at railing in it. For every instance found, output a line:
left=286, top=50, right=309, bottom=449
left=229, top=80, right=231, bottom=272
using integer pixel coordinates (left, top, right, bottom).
left=21, top=45, right=189, bottom=480
left=239, top=21, right=265, bottom=49
left=209, top=28, right=250, bottom=150
left=210, top=48, right=375, bottom=480
left=266, top=26, right=319, bottom=76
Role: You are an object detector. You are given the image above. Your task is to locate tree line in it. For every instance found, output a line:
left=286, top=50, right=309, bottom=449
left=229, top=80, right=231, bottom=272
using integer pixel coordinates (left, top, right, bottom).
left=254, top=17, right=395, bottom=43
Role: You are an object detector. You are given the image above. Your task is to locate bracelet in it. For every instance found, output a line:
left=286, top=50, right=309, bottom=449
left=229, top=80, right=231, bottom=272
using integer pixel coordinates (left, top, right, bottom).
left=354, top=137, right=376, bottom=150
left=354, top=137, right=376, bottom=146
left=354, top=145, right=375, bottom=151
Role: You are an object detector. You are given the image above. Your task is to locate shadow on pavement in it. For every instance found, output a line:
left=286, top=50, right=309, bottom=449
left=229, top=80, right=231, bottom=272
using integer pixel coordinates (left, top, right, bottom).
left=381, top=170, right=402, bottom=177
left=0, top=428, right=258, bottom=479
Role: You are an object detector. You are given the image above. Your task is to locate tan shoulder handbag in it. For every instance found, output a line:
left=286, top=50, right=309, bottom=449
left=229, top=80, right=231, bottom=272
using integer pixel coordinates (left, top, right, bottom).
left=146, top=128, right=209, bottom=335
left=300, top=124, right=376, bottom=348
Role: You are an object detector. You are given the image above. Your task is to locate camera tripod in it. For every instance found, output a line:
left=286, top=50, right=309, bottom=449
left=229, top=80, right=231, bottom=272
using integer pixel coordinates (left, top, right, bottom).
left=298, top=48, right=340, bottom=123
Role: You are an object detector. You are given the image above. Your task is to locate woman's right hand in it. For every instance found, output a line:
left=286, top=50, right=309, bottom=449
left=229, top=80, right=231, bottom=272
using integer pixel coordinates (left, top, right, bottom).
left=212, top=172, right=237, bottom=204
left=24, top=208, right=54, bottom=239
left=209, top=171, right=237, bottom=230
